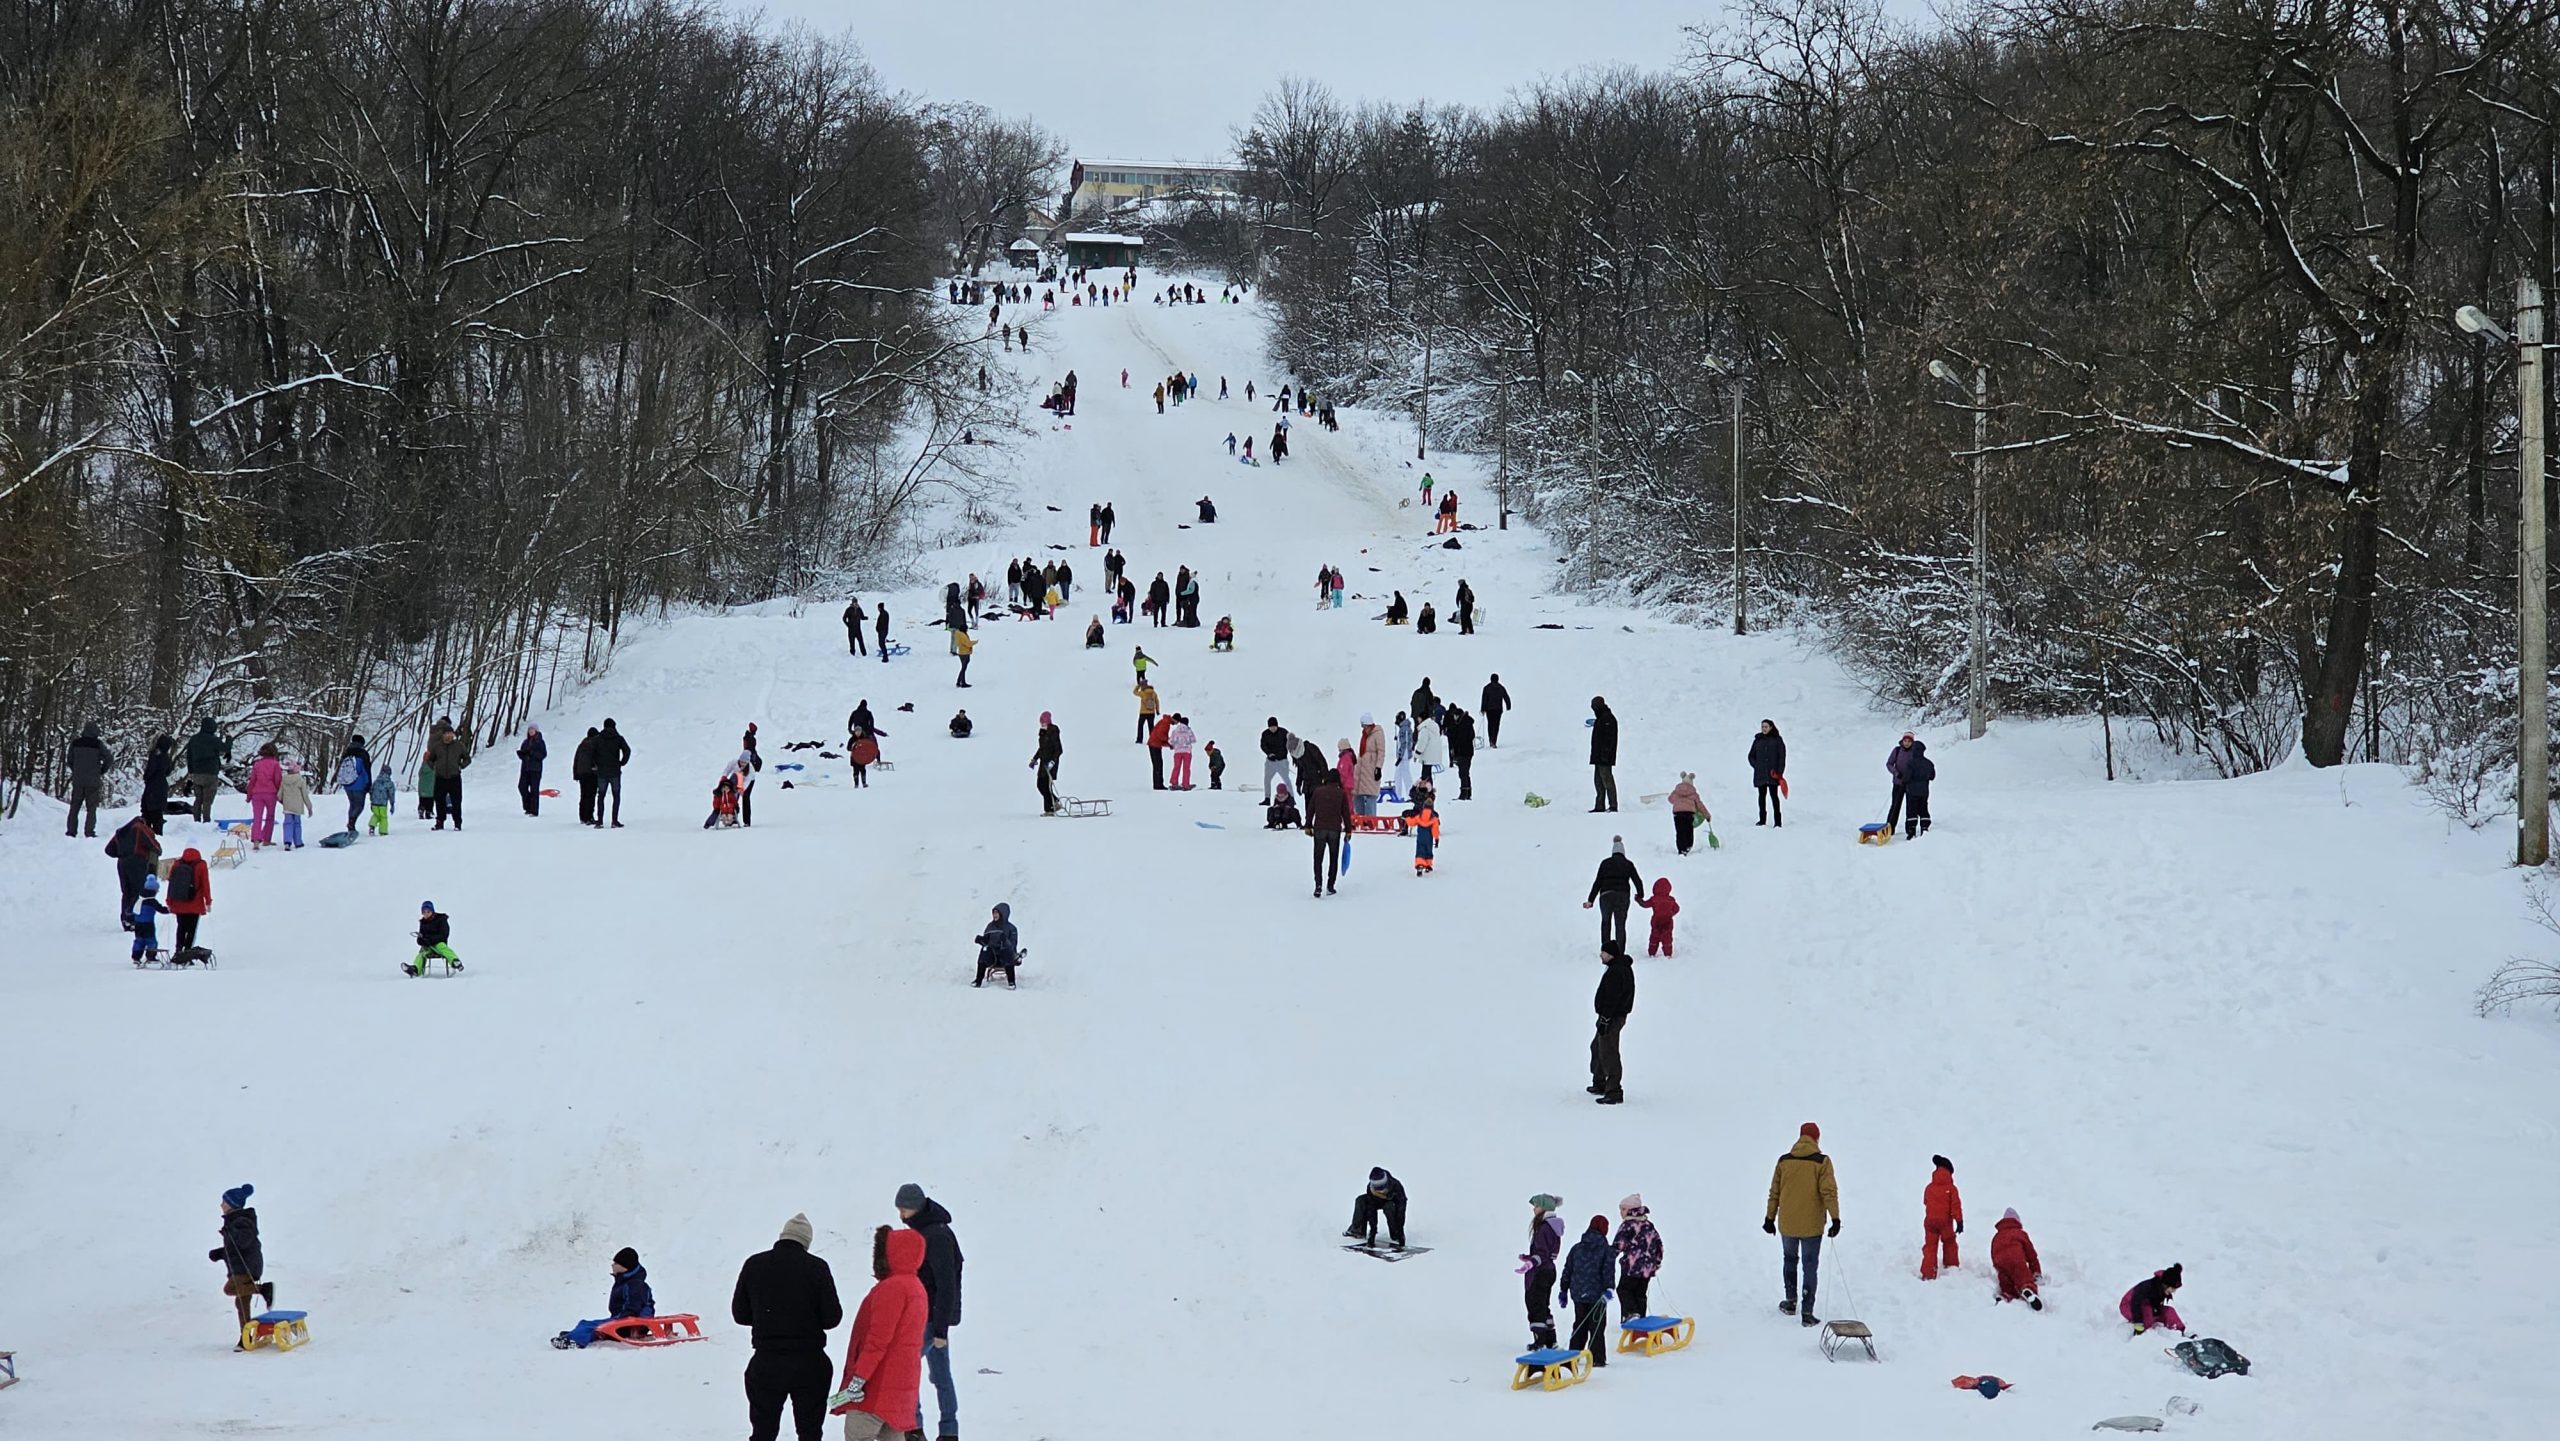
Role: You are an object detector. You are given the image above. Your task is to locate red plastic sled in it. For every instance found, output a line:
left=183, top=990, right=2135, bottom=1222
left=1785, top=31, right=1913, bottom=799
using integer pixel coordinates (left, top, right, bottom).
left=1347, top=815, right=1408, bottom=836
left=593, top=1314, right=704, bottom=1346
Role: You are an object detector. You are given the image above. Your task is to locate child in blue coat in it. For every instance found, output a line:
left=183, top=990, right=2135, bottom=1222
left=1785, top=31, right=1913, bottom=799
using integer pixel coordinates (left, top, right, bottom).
left=129, top=875, right=164, bottom=962
left=552, top=1247, right=655, bottom=1348
left=1560, top=1215, right=1617, bottom=1365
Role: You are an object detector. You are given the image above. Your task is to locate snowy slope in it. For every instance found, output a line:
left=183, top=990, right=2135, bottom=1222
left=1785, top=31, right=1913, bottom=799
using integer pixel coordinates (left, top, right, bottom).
left=3, top=278, right=2558, bottom=1441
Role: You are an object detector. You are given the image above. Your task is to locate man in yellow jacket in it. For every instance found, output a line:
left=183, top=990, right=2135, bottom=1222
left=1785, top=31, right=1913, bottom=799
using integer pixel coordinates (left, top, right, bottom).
left=1763, top=1121, right=1841, bottom=1326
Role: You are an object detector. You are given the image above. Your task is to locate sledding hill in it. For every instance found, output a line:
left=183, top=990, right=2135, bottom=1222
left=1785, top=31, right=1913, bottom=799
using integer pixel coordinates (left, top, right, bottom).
left=2, top=276, right=2557, bottom=1440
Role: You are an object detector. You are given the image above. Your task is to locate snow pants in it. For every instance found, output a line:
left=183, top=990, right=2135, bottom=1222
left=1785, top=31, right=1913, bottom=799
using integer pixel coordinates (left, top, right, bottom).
left=1647, top=918, right=1673, bottom=957
left=1593, top=764, right=1618, bottom=811
left=1596, top=894, right=1631, bottom=950
left=1995, top=1257, right=2038, bottom=1301
left=1782, top=1233, right=1823, bottom=1311
left=1617, top=1272, right=1650, bottom=1326
left=1262, top=756, right=1290, bottom=802
left=1350, top=1191, right=1407, bottom=1245
left=1904, top=790, right=1932, bottom=837
left=1921, top=1221, right=1958, bottom=1278
left=65, top=780, right=100, bottom=837
left=344, top=786, right=366, bottom=833
left=248, top=794, right=277, bottom=845
left=519, top=767, right=542, bottom=815
left=1589, top=1015, right=1625, bottom=1096
left=432, top=775, right=462, bottom=828
left=1673, top=811, right=1695, bottom=854
left=1523, top=1263, right=1557, bottom=1348
left=1567, top=1299, right=1611, bottom=1365
left=742, top=1348, right=831, bottom=1441
left=1169, top=750, right=1192, bottom=788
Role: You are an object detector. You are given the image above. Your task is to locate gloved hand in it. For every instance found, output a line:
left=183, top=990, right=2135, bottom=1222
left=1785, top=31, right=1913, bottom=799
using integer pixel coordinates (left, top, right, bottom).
left=207, top=1248, right=223, bottom=1263
left=1762, top=1218, right=1776, bottom=1235
left=1515, top=1254, right=1535, bottom=1275
left=1827, top=1219, right=1841, bottom=1238
left=1955, top=1220, right=1964, bottom=1235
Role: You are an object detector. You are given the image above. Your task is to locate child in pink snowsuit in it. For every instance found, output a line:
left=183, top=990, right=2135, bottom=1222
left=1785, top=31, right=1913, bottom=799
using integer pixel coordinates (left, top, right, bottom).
left=245, top=744, right=283, bottom=846
left=2119, top=1264, right=2185, bottom=1333
left=1636, top=878, right=1679, bottom=956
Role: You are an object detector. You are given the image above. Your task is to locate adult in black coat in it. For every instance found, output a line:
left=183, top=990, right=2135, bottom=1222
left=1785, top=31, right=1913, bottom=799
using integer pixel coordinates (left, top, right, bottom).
left=874, top=602, right=891, bottom=661
left=898, top=1186, right=966, bottom=1438
left=842, top=598, right=867, bottom=656
left=944, top=583, right=969, bottom=635
left=1588, top=696, right=1620, bottom=811
left=1902, top=739, right=1936, bottom=838
left=1305, top=770, right=1349, bottom=897
left=1345, top=1167, right=1410, bottom=1247
left=1454, top=578, right=1476, bottom=634
left=1481, top=675, right=1512, bottom=748
left=1442, top=706, right=1477, bottom=800
left=1032, top=712, right=1063, bottom=814
left=1590, top=940, right=1635, bottom=1104
left=591, top=720, right=632, bottom=828
left=65, top=722, right=112, bottom=837
left=1583, top=837, right=1645, bottom=950
left=571, top=728, right=600, bottom=825
left=141, top=734, right=176, bottom=831
left=106, top=811, right=161, bottom=925
left=1749, top=720, right=1787, bottom=826
left=1410, top=677, right=1437, bottom=723
left=517, top=725, right=548, bottom=816
left=731, top=1213, right=842, bottom=1441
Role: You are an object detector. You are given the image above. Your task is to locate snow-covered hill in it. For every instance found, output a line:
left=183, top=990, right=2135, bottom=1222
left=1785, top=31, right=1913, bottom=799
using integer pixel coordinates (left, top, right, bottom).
left=3, top=277, right=2556, bottom=1440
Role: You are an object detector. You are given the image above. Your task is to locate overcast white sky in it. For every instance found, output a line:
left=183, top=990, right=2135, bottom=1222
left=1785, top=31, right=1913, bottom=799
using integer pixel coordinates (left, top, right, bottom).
left=740, top=1, right=1764, bottom=161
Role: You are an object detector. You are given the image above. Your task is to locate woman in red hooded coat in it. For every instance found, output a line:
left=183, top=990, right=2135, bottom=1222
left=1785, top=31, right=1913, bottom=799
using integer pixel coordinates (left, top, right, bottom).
left=832, top=1225, right=929, bottom=1440
left=164, top=846, right=213, bottom=957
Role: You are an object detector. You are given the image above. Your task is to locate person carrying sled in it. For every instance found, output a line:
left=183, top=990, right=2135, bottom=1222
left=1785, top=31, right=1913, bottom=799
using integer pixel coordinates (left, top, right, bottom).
left=1668, top=771, right=1707, bottom=855
left=1560, top=1215, right=1616, bottom=1365
left=972, top=902, right=1021, bottom=989
left=409, top=900, right=463, bottom=976
left=210, top=1184, right=276, bottom=1346
left=1519, top=1194, right=1566, bottom=1350
left=1343, top=1167, right=1409, bottom=1249
left=828, top=1225, right=931, bottom=1441
left=554, top=1246, right=656, bottom=1348
left=1990, top=1208, right=2042, bottom=1308
left=1764, top=1121, right=1841, bottom=1326
left=1636, top=877, right=1679, bottom=956
left=2120, top=1263, right=2185, bottom=1333
left=1614, top=1195, right=1664, bottom=1327
left=1921, top=1154, right=1963, bottom=1279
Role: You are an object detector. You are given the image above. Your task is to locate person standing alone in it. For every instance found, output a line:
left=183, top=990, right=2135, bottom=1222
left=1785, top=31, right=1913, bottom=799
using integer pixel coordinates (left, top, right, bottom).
left=1749, top=720, right=1786, bottom=826
left=896, top=1184, right=964, bottom=1441
left=1481, top=674, right=1512, bottom=748
left=1764, top=1123, right=1842, bottom=1326
left=1588, top=696, right=1619, bottom=811
left=64, top=722, right=111, bottom=837
left=517, top=725, right=547, bottom=816
left=1587, top=939, right=1634, bottom=1105
left=731, top=1213, right=843, bottom=1441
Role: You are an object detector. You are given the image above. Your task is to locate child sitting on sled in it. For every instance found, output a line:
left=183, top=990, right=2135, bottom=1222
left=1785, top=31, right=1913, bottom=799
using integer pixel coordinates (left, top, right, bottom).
left=703, top=768, right=742, bottom=829
left=408, top=901, right=463, bottom=976
left=552, top=1247, right=655, bottom=1349
left=1266, top=782, right=1302, bottom=830
left=1212, top=616, right=1235, bottom=651
left=972, top=902, right=1022, bottom=989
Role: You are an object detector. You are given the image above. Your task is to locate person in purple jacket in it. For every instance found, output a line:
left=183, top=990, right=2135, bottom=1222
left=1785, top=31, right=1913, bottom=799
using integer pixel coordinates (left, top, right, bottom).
left=1518, top=1193, right=1566, bottom=1349
left=1884, top=732, right=1917, bottom=829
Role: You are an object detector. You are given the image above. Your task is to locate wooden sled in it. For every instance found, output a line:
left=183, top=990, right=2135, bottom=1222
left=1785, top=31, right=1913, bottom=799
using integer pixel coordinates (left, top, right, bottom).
left=593, top=1313, right=704, bottom=1347
left=210, top=824, right=250, bottom=868
left=242, top=1310, right=310, bottom=1353
left=1054, top=797, right=1111, bottom=817
left=1616, top=1314, right=1695, bottom=1356
left=1819, top=1319, right=1878, bottom=1362
left=1510, top=1346, right=1592, bottom=1392
left=1857, top=823, right=1893, bottom=846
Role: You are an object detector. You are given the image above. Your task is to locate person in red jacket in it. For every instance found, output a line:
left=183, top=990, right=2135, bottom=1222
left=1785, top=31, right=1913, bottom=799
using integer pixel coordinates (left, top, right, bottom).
left=1920, top=1154, right=1963, bottom=1279
left=1146, top=713, right=1175, bottom=790
left=1636, top=878, right=1679, bottom=956
left=1989, top=1208, right=2042, bottom=1308
left=164, top=845, right=214, bottom=959
left=831, top=1226, right=930, bottom=1441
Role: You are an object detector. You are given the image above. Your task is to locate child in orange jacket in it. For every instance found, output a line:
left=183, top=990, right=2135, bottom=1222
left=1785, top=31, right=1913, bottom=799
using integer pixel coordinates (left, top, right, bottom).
left=1921, top=1154, right=1963, bottom=1278
left=1636, top=878, right=1679, bottom=956
left=1407, top=803, right=1440, bottom=874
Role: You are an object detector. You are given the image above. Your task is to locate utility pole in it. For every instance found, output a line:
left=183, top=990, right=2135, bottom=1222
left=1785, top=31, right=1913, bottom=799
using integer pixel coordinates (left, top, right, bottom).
left=1496, top=373, right=1511, bottom=530
left=1417, top=326, right=1432, bottom=461
left=2520, top=277, right=2549, bottom=865
left=1968, top=363, right=1988, bottom=741
left=1730, top=382, right=1746, bottom=636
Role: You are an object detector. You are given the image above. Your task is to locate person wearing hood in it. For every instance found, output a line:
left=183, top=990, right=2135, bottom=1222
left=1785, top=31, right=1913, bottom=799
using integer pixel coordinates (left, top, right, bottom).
left=106, top=810, right=161, bottom=924
left=1442, top=704, right=1477, bottom=801
left=732, top=1212, right=844, bottom=1441
left=1305, top=768, right=1349, bottom=897
left=425, top=717, right=473, bottom=831
left=1636, top=877, right=1680, bottom=956
left=2120, top=1263, right=2186, bottom=1334
left=972, top=903, right=1021, bottom=989
left=1583, top=836, right=1645, bottom=950
left=592, top=719, right=631, bottom=827
left=333, top=735, right=372, bottom=836
left=1392, top=711, right=1416, bottom=797
left=1588, top=696, right=1620, bottom=812
left=276, top=759, right=312, bottom=849
left=165, top=844, right=213, bottom=957
left=142, top=734, right=177, bottom=831
left=896, top=1185, right=964, bottom=1441
left=517, top=725, right=548, bottom=816
left=1921, top=1154, right=1964, bottom=1279
left=554, top=1246, right=656, bottom=1348
left=1749, top=720, right=1787, bottom=826
left=830, top=1225, right=932, bottom=1441
left=943, top=582, right=969, bottom=637
left=1667, top=771, right=1707, bottom=855
left=1409, top=677, right=1438, bottom=725
left=1884, top=732, right=1917, bottom=830
left=64, top=722, right=112, bottom=837
left=1901, top=738, right=1936, bottom=838
left=1032, top=712, right=1063, bottom=815
left=184, top=718, right=231, bottom=822
left=1519, top=1194, right=1566, bottom=1350
left=948, top=709, right=973, bottom=739
left=1354, top=716, right=1385, bottom=814
left=1167, top=715, right=1198, bottom=789
left=1344, top=1167, right=1409, bottom=1249
left=209, top=1183, right=274, bottom=1345
left=1415, top=600, right=1437, bottom=635
left=1614, top=1195, right=1664, bottom=1326
left=571, top=728, right=601, bottom=825
left=1764, top=1122, right=1842, bottom=1326
left=1589, top=939, right=1634, bottom=1104
left=1990, top=1209, right=2043, bottom=1307
left=1561, top=1215, right=1617, bottom=1365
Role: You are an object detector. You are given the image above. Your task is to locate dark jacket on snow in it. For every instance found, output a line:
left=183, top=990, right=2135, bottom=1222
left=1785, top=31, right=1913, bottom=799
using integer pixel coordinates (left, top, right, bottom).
left=731, top=1238, right=843, bottom=1353
left=903, top=1198, right=965, bottom=1339
left=1410, top=682, right=1438, bottom=723
left=184, top=720, right=229, bottom=776
left=517, top=733, right=547, bottom=776
left=67, top=726, right=112, bottom=788
left=1562, top=1227, right=1615, bottom=1305
left=975, top=907, right=1020, bottom=965
left=610, top=1264, right=657, bottom=1319
left=1481, top=679, right=1511, bottom=716
left=1586, top=853, right=1644, bottom=904
left=1305, top=779, right=1351, bottom=836
left=1589, top=701, right=1618, bottom=766
left=1902, top=741, right=1936, bottom=798
left=212, top=1207, right=263, bottom=1278
left=1442, top=709, right=1476, bottom=759
left=1594, top=951, right=1636, bottom=1019
left=1749, top=731, right=1787, bottom=785
left=571, top=733, right=599, bottom=780
left=593, top=724, right=631, bottom=776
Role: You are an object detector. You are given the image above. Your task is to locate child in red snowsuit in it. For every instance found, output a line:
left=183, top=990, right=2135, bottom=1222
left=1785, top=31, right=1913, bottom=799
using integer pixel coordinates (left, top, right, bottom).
left=1920, top=1154, right=1963, bottom=1278
left=1636, top=878, right=1678, bottom=956
left=1990, top=1208, right=2042, bottom=1307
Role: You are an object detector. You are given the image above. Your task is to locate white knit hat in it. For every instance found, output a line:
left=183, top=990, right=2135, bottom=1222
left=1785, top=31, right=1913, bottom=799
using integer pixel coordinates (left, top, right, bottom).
left=779, top=1213, right=813, bottom=1247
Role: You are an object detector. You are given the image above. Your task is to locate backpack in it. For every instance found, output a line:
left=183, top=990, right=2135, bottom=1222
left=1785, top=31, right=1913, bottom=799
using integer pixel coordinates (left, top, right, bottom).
left=166, top=862, right=200, bottom=905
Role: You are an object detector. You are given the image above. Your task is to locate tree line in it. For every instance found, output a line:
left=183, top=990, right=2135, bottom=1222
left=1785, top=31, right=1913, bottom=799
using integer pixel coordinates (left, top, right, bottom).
left=1233, top=0, right=2556, bottom=798
left=0, top=0, right=1059, bottom=810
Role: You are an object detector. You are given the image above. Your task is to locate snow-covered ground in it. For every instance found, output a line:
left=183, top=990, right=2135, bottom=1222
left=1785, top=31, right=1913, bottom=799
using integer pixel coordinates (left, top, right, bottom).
left=4, top=276, right=2557, bottom=1440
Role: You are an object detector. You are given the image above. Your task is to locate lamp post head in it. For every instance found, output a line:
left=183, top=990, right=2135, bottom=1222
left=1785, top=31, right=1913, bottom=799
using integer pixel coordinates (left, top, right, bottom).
left=1928, top=359, right=1963, bottom=387
left=2457, top=305, right=2512, bottom=344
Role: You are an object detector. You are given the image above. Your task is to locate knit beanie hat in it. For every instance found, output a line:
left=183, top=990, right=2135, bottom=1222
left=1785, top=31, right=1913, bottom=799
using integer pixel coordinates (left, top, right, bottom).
left=1800, top=1121, right=1821, bottom=1140
left=2001, top=1208, right=2019, bottom=1222
left=1588, top=1215, right=1610, bottom=1233
left=221, top=1183, right=254, bottom=1210
left=1620, top=1192, right=1642, bottom=1211
left=1040, top=711, right=1052, bottom=726
left=1611, top=835, right=1626, bottom=855
left=612, top=1246, right=640, bottom=1270
left=779, top=1213, right=813, bottom=1247
left=1529, top=1193, right=1561, bottom=1211
left=1933, top=1154, right=1954, bottom=1172
left=895, top=1182, right=928, bottom=1211
left=1368, top=1168, right=1392, bottom=1191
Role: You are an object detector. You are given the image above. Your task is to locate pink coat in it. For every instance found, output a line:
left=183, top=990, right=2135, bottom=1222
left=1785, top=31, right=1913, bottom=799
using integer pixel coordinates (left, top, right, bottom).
left=1336, top=750, right=1358, bottom=794
left=246, top=755, right=283, bottom=801
left=1667, top=781, right=1703, bottom=814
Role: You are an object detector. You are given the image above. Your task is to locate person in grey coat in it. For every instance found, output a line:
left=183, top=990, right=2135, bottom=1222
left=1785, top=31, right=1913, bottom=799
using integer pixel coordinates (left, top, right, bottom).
left=65, top=722, right=112, bottom=837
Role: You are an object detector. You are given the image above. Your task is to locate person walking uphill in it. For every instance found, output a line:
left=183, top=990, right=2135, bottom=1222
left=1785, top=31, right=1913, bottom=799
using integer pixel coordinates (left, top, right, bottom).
left=1667, top=772, right=1706, bottom=855
left=209, top=1183, right=275, bottom=1347
left=64, top=722, right=111, bottom=837
left=1764, top=1123, right=1842, bottom=1325
left=1561, top=1216, right=1617, bottom=1365
left=184, top=717, right=230, bottom=822
left=830, top=1226, right=931, bottom=1441
left=732, top=1213, right=844, bottom=1441
left=1583, top=836, right=1645, bottom=950
left=517, top=725, right=547, bottom=816
left=1588, top=696, right=1620, bottom=811
left=896, top=1184, right=964, bottom=1441
left=1901, top=738, right=1936, bottom=838
left=1519, top=1195, right=1566, bottom=1350
left=1588, top=939, right=1634, bottom=1104
left=1920, top=1154, right=1963, bottom=1279
left=591, top=719, right=631, bottom=827
left=426, top=717, right=473, bottom=830
left=1306, top=768, right=1349, bottom=897
left=1749, top=719, right=1786, bottom=826
left=1481, top=674, right=1512, bottom=748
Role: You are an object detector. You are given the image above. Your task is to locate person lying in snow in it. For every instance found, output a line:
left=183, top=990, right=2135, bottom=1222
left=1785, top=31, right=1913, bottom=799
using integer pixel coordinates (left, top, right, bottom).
left=1990, top=1208, right=2042, bottom=1308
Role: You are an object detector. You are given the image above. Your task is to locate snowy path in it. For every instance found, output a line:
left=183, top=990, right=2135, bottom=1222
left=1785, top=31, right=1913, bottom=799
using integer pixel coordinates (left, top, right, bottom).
left=2, top=279, right=2556, bottom=1439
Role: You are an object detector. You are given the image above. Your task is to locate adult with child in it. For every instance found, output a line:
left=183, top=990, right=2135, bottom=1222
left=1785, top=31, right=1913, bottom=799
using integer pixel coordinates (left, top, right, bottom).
left=1583, top=836, right=1645, bottom=950
left=106, top=810, right=161, bottom=926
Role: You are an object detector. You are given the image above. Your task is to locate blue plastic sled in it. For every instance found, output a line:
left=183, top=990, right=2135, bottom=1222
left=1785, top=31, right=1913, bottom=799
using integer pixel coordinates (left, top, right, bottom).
left=318, top=830, right=357, bottom=849
left=1194, top=820, right=1225, bottom=829
left=882, top=642, right=911, bottom=658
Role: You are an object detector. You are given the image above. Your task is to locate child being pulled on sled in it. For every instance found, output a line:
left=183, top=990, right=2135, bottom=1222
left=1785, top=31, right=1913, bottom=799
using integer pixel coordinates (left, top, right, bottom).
left=704, top=764, right=743, bottom=828
left=409, top=900, right=463, bottom=976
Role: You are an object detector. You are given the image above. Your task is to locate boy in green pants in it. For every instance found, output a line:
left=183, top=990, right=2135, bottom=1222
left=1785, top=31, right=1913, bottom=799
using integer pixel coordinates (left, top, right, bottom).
left=408, top=901, right=463, bottom=977
left=367, top=766, right=397, bottom=835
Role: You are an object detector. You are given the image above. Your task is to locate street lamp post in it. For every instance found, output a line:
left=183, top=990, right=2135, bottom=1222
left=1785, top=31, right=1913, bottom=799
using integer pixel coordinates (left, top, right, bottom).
left=2459, top=279, right=2550, bottom=867
left=1929, top=359, right=1990, bottom=741
left=1707, top=355, right=1745, bottom=634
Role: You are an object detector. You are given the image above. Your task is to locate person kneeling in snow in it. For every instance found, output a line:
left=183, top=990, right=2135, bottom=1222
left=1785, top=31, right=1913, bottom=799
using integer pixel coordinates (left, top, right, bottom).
left=1265, top=782, right=1301, bottom=830
left=408, top=901, right=462, bottom=976
left=554, top=1247, right=655, bottom=1348
left=1990, top=1208, right=2042, bottom=1308
left=972, top=903, right=1021, bottom=989
left=2120, top=1262, right=2185, bottom=1333
left=1343, top=1167, right=1409, bottom=1248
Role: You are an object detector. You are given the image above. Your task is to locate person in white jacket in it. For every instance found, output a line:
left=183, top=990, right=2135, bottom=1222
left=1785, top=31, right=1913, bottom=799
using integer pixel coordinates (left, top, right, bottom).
left=1167, top=717, right=1199, bottom=789
left=1393, top=712, right=1416, bottom=797
left=1415, top=715, right=1447, bottom=783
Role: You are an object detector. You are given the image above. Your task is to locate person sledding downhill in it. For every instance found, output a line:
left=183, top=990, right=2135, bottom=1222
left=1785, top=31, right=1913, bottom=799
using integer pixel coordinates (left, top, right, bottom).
left=971, top=903, right=1021, bottom=989
left=408, top=901, right=462, bottom=976
left=554, top=1246, right=655, bottom=1348
left=1990, top=1208, right=2043, bottom=1308
left=1920, top=1154, right=1963, bottom=1278
left=1765, top=1122, right=1841, bottom=1326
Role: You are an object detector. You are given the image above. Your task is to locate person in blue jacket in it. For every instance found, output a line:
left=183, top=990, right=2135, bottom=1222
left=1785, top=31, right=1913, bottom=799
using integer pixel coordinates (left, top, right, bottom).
left=1560, top=1215, right=1617, bottom=1365
left=553, top=1247, right=655, bottom=1348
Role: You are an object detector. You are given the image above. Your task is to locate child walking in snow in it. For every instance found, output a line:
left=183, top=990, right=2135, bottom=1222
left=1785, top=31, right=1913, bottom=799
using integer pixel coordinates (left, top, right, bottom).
left=415, top=756, right=435, bottom=821
left=1205, top=740, right=1225, bottom=790
left=1637, top=878, right=1679, bottom=956
left=1560, top=1216, right=1615, bottom=1367
left=408, top=901, right=462, bottom=976
left=368, top=764, right=397, bottom=835
left=277, top=760, right=312, bottom=849
left=210, top=1183, right=274, bottom=1344
left=1406, top=800, right=1440, bottom=874
left=1990, top=1208, right=2042, bottom=1308
left=128, top=874, right=163, bottom=963
left=1921, top=1154, right=1963, bottom=1278
left=1613, top=1194, right=1664, bottom=1326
